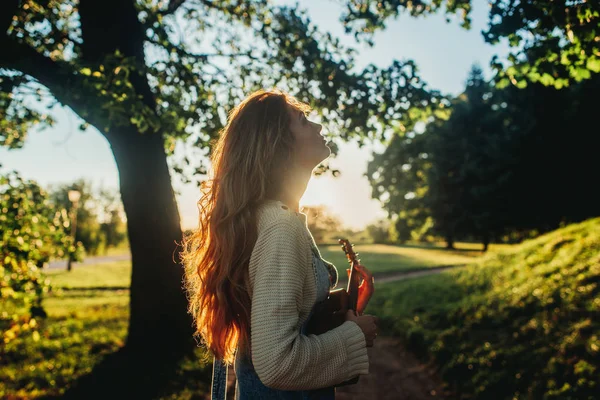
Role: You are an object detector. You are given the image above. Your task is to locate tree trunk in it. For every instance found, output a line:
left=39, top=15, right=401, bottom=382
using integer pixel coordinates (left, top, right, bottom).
left=482, top=233, right=490, bottom=252
left=108, top=127, right=194, bottom=358
left=445, top=233, right=455, bottom=250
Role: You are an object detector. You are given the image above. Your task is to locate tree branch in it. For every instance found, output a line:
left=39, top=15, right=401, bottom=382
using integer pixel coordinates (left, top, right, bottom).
left=0, top=36, right=111, bottom=138
left=147, top=35, right=257, bottom=61
left=0, top=0, right=19, bottom=36
left=79, top=0, right=156, bottom=111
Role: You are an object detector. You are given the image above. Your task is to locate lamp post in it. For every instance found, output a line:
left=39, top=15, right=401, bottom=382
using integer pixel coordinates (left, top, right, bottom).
left=67, top=189, right=81, bottom=272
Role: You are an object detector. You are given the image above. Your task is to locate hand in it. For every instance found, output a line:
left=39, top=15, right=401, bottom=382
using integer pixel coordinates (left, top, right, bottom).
left=347, top=263, right=374, bottom=315
left=345, top=309, right=379, bottom=347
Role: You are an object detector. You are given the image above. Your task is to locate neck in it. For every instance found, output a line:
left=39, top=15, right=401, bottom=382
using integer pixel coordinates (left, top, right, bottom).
left=273, top=167, right=313, bottom=213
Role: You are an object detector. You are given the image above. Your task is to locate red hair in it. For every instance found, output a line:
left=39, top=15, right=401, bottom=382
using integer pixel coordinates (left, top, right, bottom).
left=181, top=89, right=311, bottom=365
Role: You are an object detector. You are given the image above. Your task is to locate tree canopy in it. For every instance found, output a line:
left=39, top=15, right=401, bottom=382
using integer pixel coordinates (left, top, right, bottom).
left=337, top=0, right=600, bottom=89
left=367, top=65, right=600, bottom=249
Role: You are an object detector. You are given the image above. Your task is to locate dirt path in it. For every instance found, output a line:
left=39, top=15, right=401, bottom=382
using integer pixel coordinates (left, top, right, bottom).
left=334, top=336, right=447, bottom=399
left=221, top=265, right=462, bottom=399
left=222, top=336, right=447, bottom=399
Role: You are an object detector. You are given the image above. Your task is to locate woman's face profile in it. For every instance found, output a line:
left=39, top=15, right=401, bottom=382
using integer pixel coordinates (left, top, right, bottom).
left=288, top=105, right=330, bottom=170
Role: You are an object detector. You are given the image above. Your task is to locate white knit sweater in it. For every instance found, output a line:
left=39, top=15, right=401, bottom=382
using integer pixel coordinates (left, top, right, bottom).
left=247, top=199, right=369, bottom=390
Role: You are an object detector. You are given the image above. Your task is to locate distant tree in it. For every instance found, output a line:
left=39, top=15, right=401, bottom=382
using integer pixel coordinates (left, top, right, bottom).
left=48, top=179, right=103, bottom=256
left=365, top=218, right=392, bottom=244
left=367, top=124, right=433, bottom=244
left=426, top=65, right=515, bottom=251
left=484, top=73, right=600, bottom=233
left=302, top=204, right=343, bottom=244
left=368, top=66, right=600, bottom=249
left=96, top=186, right=128, bottom=253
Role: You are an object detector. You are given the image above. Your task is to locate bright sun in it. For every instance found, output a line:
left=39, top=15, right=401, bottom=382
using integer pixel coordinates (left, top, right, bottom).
left=300, top=175, right=336, bottom=209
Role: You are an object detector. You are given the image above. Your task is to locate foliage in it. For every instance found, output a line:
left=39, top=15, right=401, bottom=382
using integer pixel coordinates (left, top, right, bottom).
left=366, top=104, right=438, bottom=244
left=368, top=66, right=600, bottom=248
left=367, top=217, right=600, bottom=399
left=0, top=168, right=82, bottom=345
left=365, top=218, right=393, bottom=244
left=337, top=0, right=600, bottom=88
left=0, top=0, right=442, bottom=182
left=487, top=0, right=600, bottom=89
left=425, top=65, right=516, bottom=248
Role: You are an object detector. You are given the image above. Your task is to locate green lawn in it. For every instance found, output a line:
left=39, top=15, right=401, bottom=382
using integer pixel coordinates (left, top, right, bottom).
left=44, top=261, right=131, bottom=289
left=364, top=218, right=600, bottom=399
left=45, top=241, right=484, bottom=290
left=319, top=242, right=479, bottom=274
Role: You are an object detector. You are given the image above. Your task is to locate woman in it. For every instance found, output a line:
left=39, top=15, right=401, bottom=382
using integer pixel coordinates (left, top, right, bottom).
left=181, top=89, right=379, bottom=399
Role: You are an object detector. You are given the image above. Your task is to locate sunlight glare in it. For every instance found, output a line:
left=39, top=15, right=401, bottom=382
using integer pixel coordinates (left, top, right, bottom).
left=300, top=175, right=336, bottom=209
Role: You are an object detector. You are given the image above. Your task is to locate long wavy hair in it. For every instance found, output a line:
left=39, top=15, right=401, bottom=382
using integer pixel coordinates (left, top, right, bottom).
left=180, top=89, right=311, bottom=365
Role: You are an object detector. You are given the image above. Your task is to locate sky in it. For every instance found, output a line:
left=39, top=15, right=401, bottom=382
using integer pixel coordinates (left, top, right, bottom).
left=1, top=0, right=509, bottom=230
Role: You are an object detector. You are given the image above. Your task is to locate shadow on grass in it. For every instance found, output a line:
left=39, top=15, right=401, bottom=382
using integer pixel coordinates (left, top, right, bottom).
left=57, top=286, right=130, bottom=291
left=387, top=242, right=484, bottom=253
left=38, top=346, right=211, bottom=400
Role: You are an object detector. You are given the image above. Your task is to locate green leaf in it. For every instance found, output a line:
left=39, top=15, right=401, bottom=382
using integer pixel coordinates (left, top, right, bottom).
left=586, top=58, right=600, bottom=73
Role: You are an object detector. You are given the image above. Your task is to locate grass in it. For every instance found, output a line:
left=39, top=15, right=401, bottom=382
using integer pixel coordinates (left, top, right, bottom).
left=0, top=293, right=129, bottom=399
left=3, top=240, right=485, bottom=398
left=27, top=221, right=593, bottom=400
left=365, top=218, right=600, bottom=399
left=101, top=243, right=130, bottom=257
left=319, top=242, right=478, bottom=274
left=1, top=258, right=214, bottom=399
left=44, top=261, right=131, bottom=289
left=45, top=240, right=481, bottom=290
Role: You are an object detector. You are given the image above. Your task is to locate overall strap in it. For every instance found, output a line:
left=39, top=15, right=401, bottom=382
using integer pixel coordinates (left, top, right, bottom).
left=211, top=356, right=228, bottom=400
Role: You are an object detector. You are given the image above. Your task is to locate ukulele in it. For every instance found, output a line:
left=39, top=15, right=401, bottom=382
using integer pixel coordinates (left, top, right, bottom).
left=305, top=238, right=363, bottom=387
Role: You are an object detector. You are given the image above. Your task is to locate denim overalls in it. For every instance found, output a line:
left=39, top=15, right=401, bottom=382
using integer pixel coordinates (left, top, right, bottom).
left=211, top=247, right=337, bottom=400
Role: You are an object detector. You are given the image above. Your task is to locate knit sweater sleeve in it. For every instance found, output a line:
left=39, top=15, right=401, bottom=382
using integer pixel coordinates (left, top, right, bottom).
left=249, top=216, right=369, bottom=390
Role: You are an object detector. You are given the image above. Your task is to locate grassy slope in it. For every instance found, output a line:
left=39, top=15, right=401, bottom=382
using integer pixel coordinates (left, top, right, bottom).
left=366, top=218, right=599, bottom=399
